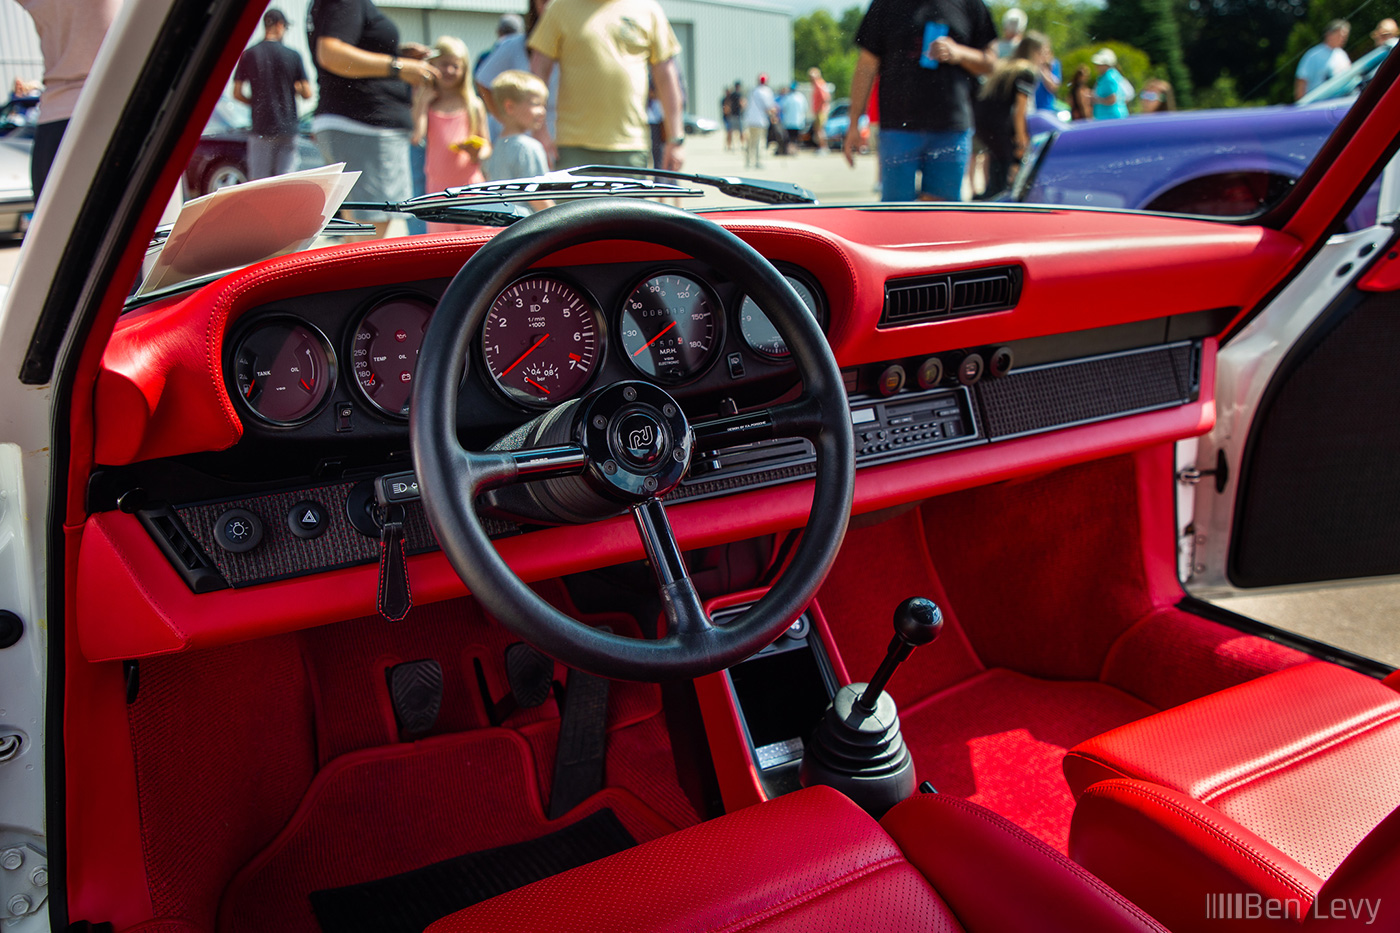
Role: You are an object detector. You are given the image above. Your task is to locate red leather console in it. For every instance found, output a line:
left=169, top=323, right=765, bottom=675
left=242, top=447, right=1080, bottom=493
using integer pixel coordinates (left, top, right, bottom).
left=427, top=786, right=1164, bottom=933
left=1065, top=662, right=1400, bottom=931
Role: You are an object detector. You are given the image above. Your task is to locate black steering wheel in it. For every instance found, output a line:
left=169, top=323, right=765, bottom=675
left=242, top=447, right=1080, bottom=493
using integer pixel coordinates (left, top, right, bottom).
left=411, top=198, right=854, bottom=681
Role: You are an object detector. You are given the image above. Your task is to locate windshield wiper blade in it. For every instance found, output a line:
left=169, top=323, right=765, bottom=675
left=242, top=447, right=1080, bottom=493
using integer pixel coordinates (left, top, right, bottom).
left=349, top=172, right=705, bottom=226
left=568, top=165, right=816, bottom=205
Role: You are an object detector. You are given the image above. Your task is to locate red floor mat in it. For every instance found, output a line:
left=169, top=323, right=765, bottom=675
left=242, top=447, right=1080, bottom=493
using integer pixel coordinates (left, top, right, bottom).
left=218, top=727, right=679, bottom=933
left=900, top=668, right=1157, bottom=854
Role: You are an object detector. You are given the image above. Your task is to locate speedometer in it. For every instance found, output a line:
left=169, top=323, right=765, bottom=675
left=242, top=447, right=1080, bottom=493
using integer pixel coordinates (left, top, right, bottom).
left=618, top=272, right=720, bottom=383
left=482, top=276, right=603, bottom=408
left=350, top=295, right=433, bottom=418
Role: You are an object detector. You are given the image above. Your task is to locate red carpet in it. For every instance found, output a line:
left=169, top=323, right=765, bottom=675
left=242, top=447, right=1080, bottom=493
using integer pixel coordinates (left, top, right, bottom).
left=899, top=668, right=1157, bottom=853
left=219, top=727, right=678, bottom=933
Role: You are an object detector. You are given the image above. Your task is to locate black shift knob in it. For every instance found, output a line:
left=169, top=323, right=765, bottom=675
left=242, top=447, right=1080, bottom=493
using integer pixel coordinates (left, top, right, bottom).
left=893, top=597, right=943, bottom=647
left=856, top=597, right=944, bottom=712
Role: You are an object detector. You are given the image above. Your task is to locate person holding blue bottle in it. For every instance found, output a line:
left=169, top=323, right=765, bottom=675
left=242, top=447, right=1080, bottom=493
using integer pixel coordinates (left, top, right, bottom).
left=843, top=0, right=996, bottom=202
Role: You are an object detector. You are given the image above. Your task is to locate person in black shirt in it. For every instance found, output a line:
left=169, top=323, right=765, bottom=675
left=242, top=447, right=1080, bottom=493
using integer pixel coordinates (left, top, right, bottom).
left=233, top=10, right=312, bottom=181
left=843, top=0, right=996, bottom=201
left=975, top=32, right=1044, bottom=200
left=310, top=0, right=439, bottom=236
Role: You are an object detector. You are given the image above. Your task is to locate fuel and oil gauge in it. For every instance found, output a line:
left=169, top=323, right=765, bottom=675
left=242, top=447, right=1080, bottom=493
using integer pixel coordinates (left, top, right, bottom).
left=232, top=320, right=335, bottom=425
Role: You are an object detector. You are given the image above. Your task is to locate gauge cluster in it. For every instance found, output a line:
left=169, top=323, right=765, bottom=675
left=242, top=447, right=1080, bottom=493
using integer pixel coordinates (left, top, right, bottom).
left=223, top=260, right=827, bottom=445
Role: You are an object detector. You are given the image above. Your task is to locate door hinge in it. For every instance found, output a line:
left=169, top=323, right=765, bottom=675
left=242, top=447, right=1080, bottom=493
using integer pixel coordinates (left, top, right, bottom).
left=1177, top=450, right=1230, bottom=493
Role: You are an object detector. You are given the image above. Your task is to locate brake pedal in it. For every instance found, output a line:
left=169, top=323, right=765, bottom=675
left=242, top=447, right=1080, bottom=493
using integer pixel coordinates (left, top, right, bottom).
left=474, top=642, right=555, bottom=726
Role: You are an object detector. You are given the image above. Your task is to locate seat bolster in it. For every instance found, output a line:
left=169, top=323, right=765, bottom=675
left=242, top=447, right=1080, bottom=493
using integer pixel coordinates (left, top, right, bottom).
left=1306, top=805, right=1400, bottom=929
left=881, top=792, right=1167, bottom=933
left=1064, top=662, right=1400, bottom=801
left=426, top=786, right=958, bottom=933
left=1071, top=779, right=1325, bottom=933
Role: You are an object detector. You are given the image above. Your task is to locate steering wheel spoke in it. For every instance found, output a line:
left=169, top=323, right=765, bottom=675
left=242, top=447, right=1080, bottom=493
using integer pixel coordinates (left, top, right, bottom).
left=631, top=497, right=712, bottom=636
left=692, top=394, right=825, bottom=452
left=460, top=444, right=589, bottom=494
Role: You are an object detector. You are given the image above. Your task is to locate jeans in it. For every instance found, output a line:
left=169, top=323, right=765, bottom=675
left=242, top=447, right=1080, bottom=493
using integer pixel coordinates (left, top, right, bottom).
left=247, top=133, right=299, bottom=180
left=879, top=128, right=972, bottom=202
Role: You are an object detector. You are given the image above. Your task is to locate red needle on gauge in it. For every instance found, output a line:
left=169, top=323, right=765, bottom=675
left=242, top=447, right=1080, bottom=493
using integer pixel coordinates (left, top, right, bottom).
left=501, top=333, right=550, bottom=375
left=632, top=321, right=677, bottom=357
left=525, top=377, right=551, bottom=394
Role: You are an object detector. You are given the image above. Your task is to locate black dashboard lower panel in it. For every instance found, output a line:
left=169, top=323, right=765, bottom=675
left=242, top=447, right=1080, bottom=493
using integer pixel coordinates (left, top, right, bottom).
left=149, top=339, right=1202, bottom=590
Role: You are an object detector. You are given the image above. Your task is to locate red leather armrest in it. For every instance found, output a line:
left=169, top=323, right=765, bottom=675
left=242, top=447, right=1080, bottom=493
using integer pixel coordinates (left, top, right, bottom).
left=881, top=791, right=1166, bottom=933
left=1069, top=779, right=1324, bottom=933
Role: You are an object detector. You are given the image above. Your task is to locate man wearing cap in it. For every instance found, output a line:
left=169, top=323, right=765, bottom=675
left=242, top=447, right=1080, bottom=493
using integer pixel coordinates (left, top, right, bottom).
left=234, top=9, right=312, bottom=179
left=1091, top=48, right=1129, bottom=120
left=1295, top=20, right=1351, bottom=99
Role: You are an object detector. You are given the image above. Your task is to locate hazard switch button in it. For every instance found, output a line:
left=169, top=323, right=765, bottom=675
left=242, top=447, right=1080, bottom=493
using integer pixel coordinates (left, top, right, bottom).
left=287, top=500, right=328, bottom=540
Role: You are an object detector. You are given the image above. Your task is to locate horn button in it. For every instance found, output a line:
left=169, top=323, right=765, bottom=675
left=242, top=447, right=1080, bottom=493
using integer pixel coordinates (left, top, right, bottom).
left=576, top=381, right=693, bottom=501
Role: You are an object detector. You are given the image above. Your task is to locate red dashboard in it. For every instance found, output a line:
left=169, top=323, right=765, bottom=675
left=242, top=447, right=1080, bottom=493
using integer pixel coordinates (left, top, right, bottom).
left=76, top=204, right=1301, bottom=663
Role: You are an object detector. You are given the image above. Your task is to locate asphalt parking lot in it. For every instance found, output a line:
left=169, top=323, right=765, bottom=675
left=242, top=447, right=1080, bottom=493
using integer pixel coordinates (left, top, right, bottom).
left=2, top=129, right=1396, bottom=670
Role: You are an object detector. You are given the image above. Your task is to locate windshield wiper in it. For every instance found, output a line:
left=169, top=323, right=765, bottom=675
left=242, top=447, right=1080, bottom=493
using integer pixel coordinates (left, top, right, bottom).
left=347, top=172, right=705, bottom=226
left=569, top=165, right=816, bottom=205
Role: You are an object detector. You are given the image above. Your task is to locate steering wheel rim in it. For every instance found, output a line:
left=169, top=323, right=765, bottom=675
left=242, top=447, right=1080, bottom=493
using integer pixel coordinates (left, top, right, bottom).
left=411, top=198, right=854, bottom=681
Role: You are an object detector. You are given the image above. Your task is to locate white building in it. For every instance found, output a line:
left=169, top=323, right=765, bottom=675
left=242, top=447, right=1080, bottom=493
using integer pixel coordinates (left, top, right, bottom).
left=3, top=0, right=793, bottom=123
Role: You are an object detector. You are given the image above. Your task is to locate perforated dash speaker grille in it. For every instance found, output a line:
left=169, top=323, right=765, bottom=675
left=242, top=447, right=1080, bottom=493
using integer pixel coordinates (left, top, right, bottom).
left=976, top=343, right=1196, bottom=439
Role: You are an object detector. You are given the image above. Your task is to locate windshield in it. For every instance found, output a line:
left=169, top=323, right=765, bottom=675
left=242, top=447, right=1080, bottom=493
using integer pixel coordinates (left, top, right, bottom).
left=11, top=0, right=1395, bottom=279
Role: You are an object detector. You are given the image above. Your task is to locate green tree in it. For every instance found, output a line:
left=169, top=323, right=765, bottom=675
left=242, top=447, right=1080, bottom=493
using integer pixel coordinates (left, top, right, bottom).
left=819, top=49, right=858, bottom=98
left=1092, top=0, right=1193, bottom=106
left=794, top=9, right=843, bottom=73
left=1177, top=0, right=1305, bottom=105
left=838, top=5, right=864, bottom=48
left=989, top=0, right=1098, bottom=58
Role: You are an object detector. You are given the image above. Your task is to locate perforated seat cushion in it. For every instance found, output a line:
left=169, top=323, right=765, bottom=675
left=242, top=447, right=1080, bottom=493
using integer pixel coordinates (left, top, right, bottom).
left=426, top=785, right=1166, bottom=933
left=1065, top=661, right=1400, bottom=880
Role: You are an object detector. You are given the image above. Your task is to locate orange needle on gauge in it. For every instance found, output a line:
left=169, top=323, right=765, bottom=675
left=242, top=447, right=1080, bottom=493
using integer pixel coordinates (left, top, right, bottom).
left=633, top=321, right=676, bottom=357
left=502, top=333, right=550, bottom=375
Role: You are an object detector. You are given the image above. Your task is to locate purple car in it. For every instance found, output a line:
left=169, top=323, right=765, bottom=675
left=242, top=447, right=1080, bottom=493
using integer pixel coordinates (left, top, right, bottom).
left=1012, top=45, right=1390, bottom=226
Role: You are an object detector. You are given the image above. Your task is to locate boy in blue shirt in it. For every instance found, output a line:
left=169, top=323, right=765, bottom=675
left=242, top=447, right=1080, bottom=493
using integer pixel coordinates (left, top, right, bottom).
left=485, top=70, right=555, bottom=211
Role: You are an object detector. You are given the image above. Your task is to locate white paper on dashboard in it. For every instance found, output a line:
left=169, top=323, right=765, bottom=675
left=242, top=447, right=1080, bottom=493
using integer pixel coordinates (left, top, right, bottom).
left=138, top=163, right=361, bottom=295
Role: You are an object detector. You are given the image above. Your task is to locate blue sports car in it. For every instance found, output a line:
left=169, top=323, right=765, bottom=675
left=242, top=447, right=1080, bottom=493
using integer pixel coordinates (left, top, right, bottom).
left=1014, top=45, right=1391, bottom=225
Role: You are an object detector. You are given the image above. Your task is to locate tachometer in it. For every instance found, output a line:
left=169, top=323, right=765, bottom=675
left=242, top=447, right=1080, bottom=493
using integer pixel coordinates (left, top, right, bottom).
left=482, top=276, right=602, bottom=408
left=232, top=319, right=335, bottom=426
left=351, top=295, right=433, bottom=418
left=738, top=274, right=821, bottom=359
left=618, top=272, right=719, bottom=383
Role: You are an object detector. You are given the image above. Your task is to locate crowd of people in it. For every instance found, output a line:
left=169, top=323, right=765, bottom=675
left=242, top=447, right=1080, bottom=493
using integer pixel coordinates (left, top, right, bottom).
left=222, top=0, right=689, bottom=236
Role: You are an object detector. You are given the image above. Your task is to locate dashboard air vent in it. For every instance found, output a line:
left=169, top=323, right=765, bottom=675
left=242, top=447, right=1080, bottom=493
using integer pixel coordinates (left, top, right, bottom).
left=883, top=277, right=948, bottom=324
left=880, top=266, right=1022, bottom=327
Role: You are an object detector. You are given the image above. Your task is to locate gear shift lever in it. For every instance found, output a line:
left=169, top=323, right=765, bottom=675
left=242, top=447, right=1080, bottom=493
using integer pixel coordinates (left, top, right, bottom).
left=800, top=597, right=943, bottom=816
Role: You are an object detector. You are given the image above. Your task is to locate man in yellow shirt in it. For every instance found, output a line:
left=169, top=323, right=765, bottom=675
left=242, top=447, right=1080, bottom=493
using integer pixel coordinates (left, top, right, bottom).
left=528, top=0, right=686, bottom=171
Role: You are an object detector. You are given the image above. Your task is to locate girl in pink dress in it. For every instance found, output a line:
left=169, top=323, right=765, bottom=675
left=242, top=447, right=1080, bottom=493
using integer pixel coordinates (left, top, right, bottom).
left=412, top=36, right=492, bottom=234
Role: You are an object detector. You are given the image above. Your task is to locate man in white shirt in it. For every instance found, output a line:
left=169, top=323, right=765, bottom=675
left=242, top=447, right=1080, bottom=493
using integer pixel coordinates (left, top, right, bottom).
left=1295, top=20, right=1351, bottom=100
left=742, top=73, right=776, bottom=169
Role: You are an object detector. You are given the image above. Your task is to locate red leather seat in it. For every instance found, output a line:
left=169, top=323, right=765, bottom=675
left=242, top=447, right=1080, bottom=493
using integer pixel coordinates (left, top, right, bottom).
left=426, top=785, right=1165, bottom=932
left=1064, top=662, right=1400, bottom=931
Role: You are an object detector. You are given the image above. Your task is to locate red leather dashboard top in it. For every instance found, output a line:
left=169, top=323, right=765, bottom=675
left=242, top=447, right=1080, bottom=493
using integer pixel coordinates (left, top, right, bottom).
left=94, top=208, right=1295, bottom=465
